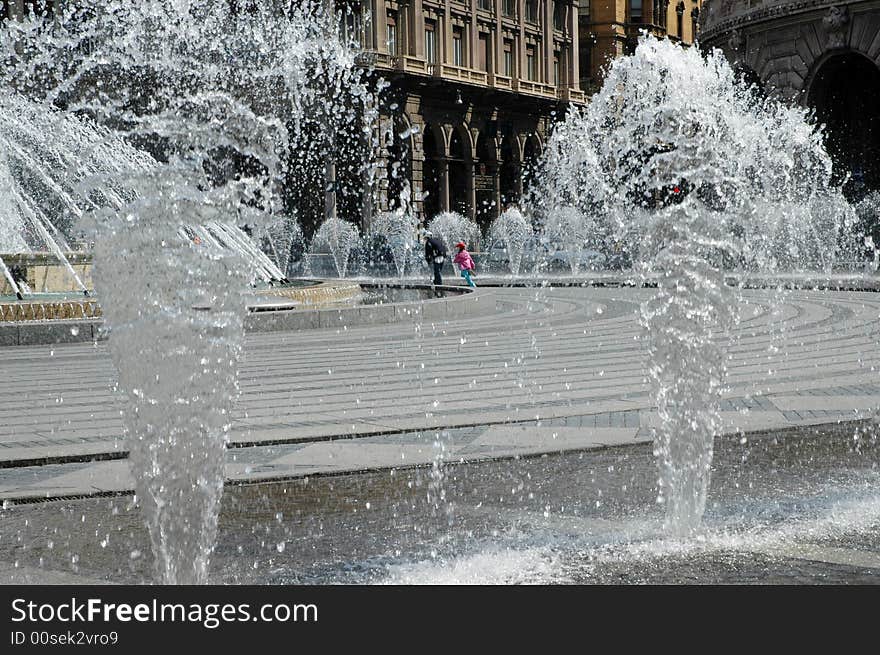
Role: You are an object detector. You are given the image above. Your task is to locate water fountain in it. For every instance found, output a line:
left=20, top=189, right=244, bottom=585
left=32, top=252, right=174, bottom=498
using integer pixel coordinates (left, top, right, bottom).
left=262, top=214, right=305, bottom=278
left=4, top=4, right=879, bottom=589
left=368, top=210, right=418, bottom=278
left=308, top=218, right=362, bottom=278
left=486, top=207, right=532, bottom=276
left=426, top=211, right=481, bottom=254
left=537, top=37, right=854, bottom=534
left=1, top=0, right=376, bottom=582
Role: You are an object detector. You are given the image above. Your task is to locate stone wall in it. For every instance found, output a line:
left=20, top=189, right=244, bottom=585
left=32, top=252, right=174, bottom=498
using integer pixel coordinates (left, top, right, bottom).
left=700, top=0, right=880, bottom=101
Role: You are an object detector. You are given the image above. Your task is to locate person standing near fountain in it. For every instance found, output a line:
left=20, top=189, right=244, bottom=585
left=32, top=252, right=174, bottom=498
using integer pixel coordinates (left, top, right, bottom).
left=453, top=241, right=477, bottom=288
left=424, top=232, right=447, bottom=286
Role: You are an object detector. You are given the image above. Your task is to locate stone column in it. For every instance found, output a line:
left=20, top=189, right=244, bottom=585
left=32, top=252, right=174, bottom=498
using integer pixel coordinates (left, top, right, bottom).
left=493, top=140, right=503, bottom=217
left=518, top=0, right=527, bottom=79
left=471, top=0, right=479, bottom=69
left=544, top=0, right=553, bottom=83
left=495, top=1, right=504, bottom=78
left=514, top=135, right=524, bottom=199
left=570, top=0, right=579, bottom=86
left=438, top=160, right=450, bottom=212
left=465, top=161, right=476, bottom=220
left=375, top=0, right=387, bottom=53
left=412, top=0, right=425, bottom=58
left=444, top=0, right=453, bottom=64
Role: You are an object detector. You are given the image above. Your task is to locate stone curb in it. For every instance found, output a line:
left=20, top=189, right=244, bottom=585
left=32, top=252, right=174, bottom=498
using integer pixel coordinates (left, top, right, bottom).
left=0, top=284, right=495, bottom=345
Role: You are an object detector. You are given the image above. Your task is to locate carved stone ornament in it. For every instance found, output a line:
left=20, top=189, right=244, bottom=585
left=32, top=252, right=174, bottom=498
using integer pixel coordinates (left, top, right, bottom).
left=822, top=6, right=849, bottom=49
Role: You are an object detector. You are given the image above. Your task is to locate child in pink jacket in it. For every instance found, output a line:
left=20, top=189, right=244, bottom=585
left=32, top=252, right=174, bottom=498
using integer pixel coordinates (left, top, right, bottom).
left=453, top=242, right=476, bottom=288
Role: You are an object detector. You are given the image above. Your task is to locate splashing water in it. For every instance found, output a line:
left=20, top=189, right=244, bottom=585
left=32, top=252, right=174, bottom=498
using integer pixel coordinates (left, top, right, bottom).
left=537, top=38, right=854, bottom=535
left=1, top=1, right=378, bottom=582
left=92, top=177, right=246, bottom=585
left=370, top=210, right=418, bottom=277
left=487, top=207, right=532, bottom=275
left=426, top=212, right=481, bottom=254
left=309, top=218, right=361, bottom=278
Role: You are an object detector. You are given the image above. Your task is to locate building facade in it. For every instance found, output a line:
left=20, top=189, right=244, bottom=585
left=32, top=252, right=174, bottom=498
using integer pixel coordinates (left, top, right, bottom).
left=576, top=0, right=702, bottom=90
left=699, top=0, right=880, bottom=197
left=351, top=1, right=585, bottom=233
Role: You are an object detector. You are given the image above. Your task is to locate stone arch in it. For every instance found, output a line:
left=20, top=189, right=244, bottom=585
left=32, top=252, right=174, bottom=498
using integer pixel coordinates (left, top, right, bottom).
left=806, top=50, right=880, bottom=196
left=499, top=129, right=522, bottom=210
left=447, top=124, right=472, bottom=217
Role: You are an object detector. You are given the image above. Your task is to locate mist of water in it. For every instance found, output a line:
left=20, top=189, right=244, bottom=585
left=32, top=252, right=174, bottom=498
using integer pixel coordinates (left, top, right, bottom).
left=536, top=37, right=855, bottom=534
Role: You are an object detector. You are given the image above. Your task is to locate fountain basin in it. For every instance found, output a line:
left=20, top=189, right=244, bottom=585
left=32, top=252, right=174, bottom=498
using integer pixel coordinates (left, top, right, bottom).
left=0, top=282, right=492, bottom=345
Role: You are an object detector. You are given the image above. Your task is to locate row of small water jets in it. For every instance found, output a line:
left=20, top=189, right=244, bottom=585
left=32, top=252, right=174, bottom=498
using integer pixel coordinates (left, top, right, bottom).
left=287, top=205, right=612, bottom=280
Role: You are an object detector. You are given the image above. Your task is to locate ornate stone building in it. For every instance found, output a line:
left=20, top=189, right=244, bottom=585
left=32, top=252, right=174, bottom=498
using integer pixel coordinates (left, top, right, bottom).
left=352, top=1, right=586, bottom=233
left=576, top=0, right=703, bottom=90
left=699, top=0, right=880, bottom=196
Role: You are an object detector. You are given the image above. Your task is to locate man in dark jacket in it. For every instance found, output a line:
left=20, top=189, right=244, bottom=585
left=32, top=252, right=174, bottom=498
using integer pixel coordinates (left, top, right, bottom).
left=424, top=233, right=447, bottom=286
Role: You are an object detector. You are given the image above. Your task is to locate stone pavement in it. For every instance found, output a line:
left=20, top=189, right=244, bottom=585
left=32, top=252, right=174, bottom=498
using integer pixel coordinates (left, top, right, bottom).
left=1, top=284, right=879, bottom=502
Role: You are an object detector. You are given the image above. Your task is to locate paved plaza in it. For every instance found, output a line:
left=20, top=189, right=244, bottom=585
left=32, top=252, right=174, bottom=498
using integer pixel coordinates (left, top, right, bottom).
left=1, top=283, right=878, bottom=503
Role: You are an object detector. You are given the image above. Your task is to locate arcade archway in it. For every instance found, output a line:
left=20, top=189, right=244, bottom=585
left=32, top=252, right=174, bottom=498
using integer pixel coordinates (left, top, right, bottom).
left=808, top=52, right=880, bottom=198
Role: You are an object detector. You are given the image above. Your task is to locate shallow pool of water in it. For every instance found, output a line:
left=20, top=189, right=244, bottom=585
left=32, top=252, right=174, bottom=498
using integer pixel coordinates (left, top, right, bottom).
left=2, top=421, right=878, bottom=584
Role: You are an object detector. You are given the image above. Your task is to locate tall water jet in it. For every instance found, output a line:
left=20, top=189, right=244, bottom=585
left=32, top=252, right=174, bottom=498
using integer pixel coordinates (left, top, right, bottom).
left=537, top=38, right=853, bottom=535
left=2, top=1, right=374, bottom=581
left=487, top=207, right=532, bottom=275
left=91, top=179, right=245, bottom=585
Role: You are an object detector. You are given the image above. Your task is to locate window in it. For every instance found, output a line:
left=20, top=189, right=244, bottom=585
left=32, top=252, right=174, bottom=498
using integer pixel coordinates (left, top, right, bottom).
left=654, top=0, right=669, bottom=28
left=453, top=26, right=464, bottom=67
left=526, top=45, right=536, bottom=81
left=386, top=12, right=397, bottom=55
left=478, top=33, right=490, bottom=72
left=503, top=0, right=517, bottom=17
left=554, top=2, right=565, bottom=30
left=338, top=4, right=363, bottom=48
left=579, top=41, right=592, bottom=91
left=478, top=0, right=492, bottom=10
left=630, top=0, right=642, bottom=22
left=525, top=0, right=538, bottom=23
left=425, top=21, right=437, bottom=64
left=503, top=39, right=514, bottom=76
left=554, top=51, right=561, bottom=85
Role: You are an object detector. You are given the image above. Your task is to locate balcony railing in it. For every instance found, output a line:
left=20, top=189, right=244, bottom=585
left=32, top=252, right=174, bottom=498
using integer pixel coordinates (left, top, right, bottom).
left=557, top=87, right=586, bottom=104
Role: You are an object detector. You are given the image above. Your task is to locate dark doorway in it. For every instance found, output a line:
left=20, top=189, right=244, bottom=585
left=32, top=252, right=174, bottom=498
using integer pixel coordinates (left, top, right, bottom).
left=499, top=132, right=520, bottom=210
left=808, top=53, right=880, bottom=200
left=386, top=121, right=413, bottom=212
left=448, top=128, right=470, bottom=217
left=422, top=125, right=442, bottom=221
left=522, top=135, right=540, bottom=199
